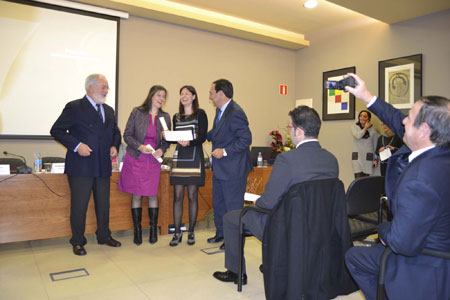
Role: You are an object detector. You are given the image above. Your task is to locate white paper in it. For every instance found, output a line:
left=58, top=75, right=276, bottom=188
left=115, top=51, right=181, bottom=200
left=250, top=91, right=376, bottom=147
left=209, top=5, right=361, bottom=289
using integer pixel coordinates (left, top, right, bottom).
left=244, top=192, right=260, bottom=202
left=51, top=163, right=65, bottom=174
left=379, top=148, right=392, bottom=161
left=146, top=144, right=163, bottom=163
left=0, top=164, right=11, bottom=175
left=159, top=117, right=169, bottom=131
left=164, top=130, right=193, bottom=141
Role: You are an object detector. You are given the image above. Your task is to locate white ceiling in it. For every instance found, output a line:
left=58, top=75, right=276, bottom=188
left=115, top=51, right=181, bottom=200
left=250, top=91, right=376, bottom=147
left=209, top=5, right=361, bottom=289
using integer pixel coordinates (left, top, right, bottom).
left=76, top=0, right=450, bottom=49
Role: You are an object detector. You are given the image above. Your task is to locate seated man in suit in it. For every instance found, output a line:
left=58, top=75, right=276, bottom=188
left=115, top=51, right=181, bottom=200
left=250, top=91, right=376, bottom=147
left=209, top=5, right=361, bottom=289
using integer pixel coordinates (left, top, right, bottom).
left=344, top=73, right=450, bottom=300
left=213, top=105, right=339, bottom=284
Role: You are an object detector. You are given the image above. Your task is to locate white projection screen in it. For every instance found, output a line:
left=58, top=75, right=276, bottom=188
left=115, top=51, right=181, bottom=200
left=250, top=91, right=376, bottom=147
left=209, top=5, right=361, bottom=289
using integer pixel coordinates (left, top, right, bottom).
left=0, top=0, right=119, bottom=138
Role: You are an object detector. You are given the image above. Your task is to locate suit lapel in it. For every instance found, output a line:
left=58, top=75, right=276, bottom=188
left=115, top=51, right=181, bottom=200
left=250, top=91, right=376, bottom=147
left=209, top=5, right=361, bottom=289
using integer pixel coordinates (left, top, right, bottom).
left=389, top=147, right=437, bottom=214
left=212, top=100, right=233, bottom=139
left=81, top=96, right=106, bottom=126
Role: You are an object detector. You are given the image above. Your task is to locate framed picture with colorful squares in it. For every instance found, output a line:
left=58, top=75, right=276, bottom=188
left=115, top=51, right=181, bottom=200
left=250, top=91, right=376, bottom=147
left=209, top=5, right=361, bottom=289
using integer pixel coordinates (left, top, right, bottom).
left=322, top=66, right=355, bottom=121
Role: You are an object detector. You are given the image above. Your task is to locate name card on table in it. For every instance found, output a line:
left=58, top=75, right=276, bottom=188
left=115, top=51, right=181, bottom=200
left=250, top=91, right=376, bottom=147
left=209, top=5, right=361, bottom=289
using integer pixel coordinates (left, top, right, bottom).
left=51, top=163, right=65, bottom=174
left=0, top=165, right=10, bottom=175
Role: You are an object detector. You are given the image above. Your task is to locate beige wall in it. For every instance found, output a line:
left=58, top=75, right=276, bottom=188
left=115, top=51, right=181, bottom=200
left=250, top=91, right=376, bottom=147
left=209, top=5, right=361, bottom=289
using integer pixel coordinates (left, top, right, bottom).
left=0, top=15, right=296, bottom=165
left=295, top=9, right=450, bottom=188
left=1, top=10, right=449, bottom=190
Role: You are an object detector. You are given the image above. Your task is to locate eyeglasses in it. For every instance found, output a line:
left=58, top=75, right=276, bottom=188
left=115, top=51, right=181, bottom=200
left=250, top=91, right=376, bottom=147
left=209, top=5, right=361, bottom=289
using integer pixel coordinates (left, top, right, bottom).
left=96, top=85, right=110, bottom=91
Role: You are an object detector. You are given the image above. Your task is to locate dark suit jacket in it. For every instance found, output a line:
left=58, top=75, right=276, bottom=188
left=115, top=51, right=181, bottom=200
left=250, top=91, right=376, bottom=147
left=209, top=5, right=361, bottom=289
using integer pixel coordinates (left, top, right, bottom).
left=370, top=98, right=450, bottom=300
left=245, top=141, right=339, bottom=239
left=369, top=98, right=407, bottom=196
left=123, top=107, right=171, bottom=159
left=50, top=96, right=121, bottom=177
left=263, top=179, right=357, bottom=300
left=207, top=100, right=252, bottom=180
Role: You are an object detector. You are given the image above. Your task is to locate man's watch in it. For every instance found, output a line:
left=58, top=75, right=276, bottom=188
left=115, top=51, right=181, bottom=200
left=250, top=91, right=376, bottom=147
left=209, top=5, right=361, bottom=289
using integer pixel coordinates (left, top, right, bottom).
left=222, top=148, right=227, bottom=157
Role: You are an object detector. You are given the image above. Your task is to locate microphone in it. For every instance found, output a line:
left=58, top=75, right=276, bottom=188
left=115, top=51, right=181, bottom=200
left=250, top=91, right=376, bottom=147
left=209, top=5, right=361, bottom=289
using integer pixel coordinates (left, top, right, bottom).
left=3, top=151, right=33, bottom=174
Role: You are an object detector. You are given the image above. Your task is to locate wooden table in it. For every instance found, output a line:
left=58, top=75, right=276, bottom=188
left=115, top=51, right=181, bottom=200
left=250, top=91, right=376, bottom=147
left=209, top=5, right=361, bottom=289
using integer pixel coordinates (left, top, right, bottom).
left=0, top=167, right=272, bottom=244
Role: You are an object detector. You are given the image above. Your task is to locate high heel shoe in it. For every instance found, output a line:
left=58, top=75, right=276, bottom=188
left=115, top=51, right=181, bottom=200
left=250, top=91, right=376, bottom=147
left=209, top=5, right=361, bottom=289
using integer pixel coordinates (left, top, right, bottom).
left=169, top=232, right=183, bottom=247
left=187, top=232, right=195, bottom=245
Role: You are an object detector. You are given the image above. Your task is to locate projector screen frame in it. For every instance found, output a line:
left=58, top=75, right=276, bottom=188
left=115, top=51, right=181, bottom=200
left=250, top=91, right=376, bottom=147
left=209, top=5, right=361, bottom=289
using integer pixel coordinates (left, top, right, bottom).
left=0, top=0, right=120, bottom=140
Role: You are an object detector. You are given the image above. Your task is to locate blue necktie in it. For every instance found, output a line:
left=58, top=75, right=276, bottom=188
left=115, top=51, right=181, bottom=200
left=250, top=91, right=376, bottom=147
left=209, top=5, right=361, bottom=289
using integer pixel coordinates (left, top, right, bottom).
left=215, top=109, right=222, bottom=126
left=96, top=104, right=104, bottom=123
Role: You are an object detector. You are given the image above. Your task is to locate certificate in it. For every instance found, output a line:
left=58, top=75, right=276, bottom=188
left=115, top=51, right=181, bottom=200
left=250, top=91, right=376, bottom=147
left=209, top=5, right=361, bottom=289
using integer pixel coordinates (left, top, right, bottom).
left=164, top=130, right=193, bottom=141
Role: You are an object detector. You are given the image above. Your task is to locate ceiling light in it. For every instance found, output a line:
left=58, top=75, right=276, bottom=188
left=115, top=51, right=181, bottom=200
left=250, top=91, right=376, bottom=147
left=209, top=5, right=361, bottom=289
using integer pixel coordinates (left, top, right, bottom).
left=304, top=0, right=318, bottom=9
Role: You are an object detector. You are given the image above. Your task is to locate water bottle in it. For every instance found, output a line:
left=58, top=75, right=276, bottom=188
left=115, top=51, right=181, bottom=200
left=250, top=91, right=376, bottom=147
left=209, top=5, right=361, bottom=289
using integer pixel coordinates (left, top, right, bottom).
left=257, top=152, right=263, bottom=167
left=34, top=152, right=42, bottom=173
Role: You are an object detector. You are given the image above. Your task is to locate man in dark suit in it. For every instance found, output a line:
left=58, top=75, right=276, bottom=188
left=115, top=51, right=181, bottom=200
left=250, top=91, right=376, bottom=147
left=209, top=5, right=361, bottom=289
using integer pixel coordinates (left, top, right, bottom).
left=213, top=106, right=339, bottom=284
left=344, top=73, right=450, bottom=300
left=206, top=79, right=253, bottom=247
left=51, top=74, right=122, bottom=256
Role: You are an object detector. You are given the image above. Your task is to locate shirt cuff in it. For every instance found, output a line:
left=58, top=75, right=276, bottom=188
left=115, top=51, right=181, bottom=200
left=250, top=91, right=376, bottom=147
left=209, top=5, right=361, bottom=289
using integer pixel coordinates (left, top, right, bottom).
left=367, top=96, right=378, bottom=108
left=74, top=142, right=81, bottom=152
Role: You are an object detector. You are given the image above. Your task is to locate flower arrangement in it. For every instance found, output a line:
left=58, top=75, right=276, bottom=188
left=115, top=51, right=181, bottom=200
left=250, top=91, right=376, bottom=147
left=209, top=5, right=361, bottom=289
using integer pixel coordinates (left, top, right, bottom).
left=284, top=134, right=296, bottom=150
left=270, top=130, right=296, bottom=153
left=269, top=130, right=285, bottom=153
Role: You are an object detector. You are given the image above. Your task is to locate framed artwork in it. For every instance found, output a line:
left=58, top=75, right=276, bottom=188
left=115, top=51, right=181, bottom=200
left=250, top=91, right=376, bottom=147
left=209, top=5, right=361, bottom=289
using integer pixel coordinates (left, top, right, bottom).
left=322, top=66, right=355, bottom=121
left=378, top=54, right=422, bottom=109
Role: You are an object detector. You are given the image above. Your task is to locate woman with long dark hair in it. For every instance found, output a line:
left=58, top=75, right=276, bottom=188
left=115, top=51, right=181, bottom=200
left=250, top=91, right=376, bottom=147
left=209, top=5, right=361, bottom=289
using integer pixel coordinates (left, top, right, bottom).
left=169, top=85, right=208, bottom=246
left=351, top=110, right=379, bottom=178
left=118, top=85, right=171, bottom=245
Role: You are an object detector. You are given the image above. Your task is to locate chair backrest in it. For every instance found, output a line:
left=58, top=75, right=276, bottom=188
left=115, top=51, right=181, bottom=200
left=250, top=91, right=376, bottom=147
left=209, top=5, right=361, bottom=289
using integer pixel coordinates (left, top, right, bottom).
left=0, top=158, right=25, bottom=172
left=346, top=176, right=385, bottom=215
left=42, top=157, right=65, bottom=164
left=262, top=178, right=357, bottom=300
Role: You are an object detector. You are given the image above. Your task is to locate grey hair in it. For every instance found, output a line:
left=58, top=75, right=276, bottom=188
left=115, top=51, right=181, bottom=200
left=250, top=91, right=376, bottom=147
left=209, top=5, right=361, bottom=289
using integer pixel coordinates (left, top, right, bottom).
left=85, top=74, right=105, bottom=91
left=414, top=96, right=450, bottom=147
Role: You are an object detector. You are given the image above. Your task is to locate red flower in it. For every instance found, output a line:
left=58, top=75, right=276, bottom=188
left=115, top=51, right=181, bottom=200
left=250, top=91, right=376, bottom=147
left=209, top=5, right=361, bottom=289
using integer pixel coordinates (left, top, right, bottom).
left=269, top=130, right=284, bottom=152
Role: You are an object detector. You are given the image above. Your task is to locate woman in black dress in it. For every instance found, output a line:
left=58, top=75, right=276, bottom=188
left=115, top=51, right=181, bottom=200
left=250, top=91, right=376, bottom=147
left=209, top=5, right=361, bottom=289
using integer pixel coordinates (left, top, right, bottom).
left=169, top=85, right=208, bottom=246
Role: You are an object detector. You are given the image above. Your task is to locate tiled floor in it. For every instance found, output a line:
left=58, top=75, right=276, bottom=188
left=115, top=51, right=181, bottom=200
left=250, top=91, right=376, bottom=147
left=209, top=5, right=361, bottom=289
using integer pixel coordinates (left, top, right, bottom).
left=0, top=229, right=365, bottom=300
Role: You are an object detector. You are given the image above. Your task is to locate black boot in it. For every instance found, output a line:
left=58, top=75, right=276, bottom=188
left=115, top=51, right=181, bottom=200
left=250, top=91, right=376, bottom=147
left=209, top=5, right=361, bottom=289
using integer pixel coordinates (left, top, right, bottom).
left=131, top=208, right=142, bottom=245
left=148, top=207, right=159, bottom=244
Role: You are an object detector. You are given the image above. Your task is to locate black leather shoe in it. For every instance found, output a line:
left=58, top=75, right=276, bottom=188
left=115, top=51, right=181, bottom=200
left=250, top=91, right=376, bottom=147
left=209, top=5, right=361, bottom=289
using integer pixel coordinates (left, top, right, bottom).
left=207, top=235, right=224, bottom=243
left=220, top=242, right=225, bottom=250
left=98, top=238, right=121, bottom=247
left=73, top=245, right=87, bottom=256
left=213, top=270, right=247, bottom=285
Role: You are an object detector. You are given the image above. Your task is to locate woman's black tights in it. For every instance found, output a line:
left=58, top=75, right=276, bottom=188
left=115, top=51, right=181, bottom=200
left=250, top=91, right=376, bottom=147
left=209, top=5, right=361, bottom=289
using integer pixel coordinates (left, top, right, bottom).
left=173, top=185, right=198, bottom=234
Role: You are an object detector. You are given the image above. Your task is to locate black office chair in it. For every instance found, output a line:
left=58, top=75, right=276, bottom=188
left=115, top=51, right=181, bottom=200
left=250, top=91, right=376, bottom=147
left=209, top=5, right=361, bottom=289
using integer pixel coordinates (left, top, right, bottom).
left=0, top=158, right=26, bottom=173
left=238, top=178, right=357, bottom=299
left=346, top=176, right=386, bottom=240
left=42, top=157, right=65, bottom=164
left=377, top=246, right=450, bottom=300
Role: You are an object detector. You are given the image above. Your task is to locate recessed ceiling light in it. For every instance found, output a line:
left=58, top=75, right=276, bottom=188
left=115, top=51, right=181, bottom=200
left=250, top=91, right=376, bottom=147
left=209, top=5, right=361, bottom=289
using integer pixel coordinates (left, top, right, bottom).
left=304, top=0, right=318, bottom=8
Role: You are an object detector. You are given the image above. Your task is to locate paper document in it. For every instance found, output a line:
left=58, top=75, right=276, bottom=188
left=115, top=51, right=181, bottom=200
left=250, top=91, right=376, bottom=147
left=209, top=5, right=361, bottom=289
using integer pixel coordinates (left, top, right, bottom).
left=159, top=117, right=169, bottom=131
left=164, top=130, right=193, bottom=141
left=379, top=148, right=392, bottom=161
left=0, top=165, right=10, bottom=175
left=146, top=144, right=163, bottom=163
left=51, top=163, right=65, bottom=174
left=244, top=192, right=260, bottom=202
